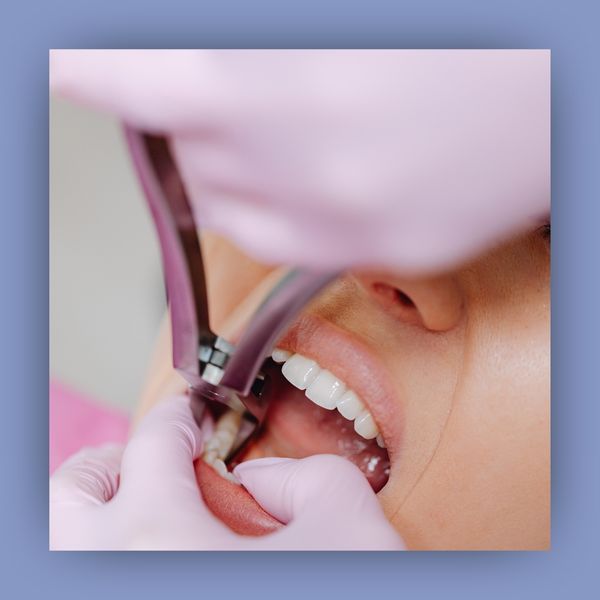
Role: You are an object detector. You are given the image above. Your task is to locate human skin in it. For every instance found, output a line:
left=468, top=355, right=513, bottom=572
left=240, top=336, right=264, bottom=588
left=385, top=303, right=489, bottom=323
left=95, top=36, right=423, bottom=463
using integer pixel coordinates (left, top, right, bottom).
left=136, top=228, right=550, bottom=550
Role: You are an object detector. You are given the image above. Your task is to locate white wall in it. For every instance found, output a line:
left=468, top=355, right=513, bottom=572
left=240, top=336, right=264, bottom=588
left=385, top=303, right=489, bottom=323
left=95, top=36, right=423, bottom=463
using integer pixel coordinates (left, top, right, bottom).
left=50, top=98, right=165, bottom=410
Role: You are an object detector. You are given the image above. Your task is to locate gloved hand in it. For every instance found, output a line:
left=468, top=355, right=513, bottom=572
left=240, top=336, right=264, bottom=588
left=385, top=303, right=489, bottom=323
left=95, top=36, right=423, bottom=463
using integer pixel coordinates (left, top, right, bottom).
left=50, top=395, right=404, bottom=550
left=50, top=50, right=549, bottom=273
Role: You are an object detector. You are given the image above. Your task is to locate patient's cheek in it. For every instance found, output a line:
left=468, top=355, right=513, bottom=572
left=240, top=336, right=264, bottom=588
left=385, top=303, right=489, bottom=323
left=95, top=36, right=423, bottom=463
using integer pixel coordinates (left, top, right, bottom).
left=194, top=459, right=282, bottom=536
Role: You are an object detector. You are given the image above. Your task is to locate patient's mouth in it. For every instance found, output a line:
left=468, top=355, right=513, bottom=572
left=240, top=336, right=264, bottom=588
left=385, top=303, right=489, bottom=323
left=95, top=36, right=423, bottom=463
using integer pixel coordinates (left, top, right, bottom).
left=196, top=313, right=400, bottom=536
left=241, top=354, right=390, bottom=491
left=196, top=357, right=391, bottom=535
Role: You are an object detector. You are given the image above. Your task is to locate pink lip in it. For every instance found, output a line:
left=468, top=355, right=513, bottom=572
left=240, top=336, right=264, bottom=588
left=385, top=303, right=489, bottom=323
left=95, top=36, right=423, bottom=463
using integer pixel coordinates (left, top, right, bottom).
left=195, top=459, right=282, bottom=536
left=276, top=312, right=405, bottom=464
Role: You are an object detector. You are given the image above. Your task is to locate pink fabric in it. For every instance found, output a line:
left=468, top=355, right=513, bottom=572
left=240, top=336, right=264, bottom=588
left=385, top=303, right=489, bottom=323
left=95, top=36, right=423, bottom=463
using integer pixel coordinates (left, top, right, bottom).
left=49, top=380, right=130, bottom=474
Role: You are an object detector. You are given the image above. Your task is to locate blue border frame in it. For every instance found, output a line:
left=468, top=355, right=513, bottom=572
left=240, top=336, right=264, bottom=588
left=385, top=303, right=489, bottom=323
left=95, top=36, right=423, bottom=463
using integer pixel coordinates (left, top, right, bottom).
left=2, top=0, right=598, bottom=597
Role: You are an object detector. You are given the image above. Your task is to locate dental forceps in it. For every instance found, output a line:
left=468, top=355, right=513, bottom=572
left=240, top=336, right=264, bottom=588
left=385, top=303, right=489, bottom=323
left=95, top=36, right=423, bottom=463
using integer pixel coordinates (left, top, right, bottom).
left=124, top=127, right=337, bottom=440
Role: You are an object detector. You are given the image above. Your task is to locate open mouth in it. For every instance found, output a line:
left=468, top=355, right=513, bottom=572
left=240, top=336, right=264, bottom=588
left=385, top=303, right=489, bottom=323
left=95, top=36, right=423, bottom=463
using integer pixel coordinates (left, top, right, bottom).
left=195, top=314, right=401, bottom=536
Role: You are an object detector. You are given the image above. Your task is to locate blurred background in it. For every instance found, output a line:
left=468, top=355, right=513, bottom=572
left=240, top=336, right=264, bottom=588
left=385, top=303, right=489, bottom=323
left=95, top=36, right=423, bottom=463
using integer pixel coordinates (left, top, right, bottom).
left=50, top=98, right=165, bottom=410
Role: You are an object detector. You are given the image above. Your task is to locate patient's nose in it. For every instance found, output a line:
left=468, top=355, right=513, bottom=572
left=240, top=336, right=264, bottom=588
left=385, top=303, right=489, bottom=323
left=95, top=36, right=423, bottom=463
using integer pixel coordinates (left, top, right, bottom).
left=354, top=272, right=464, bottom=332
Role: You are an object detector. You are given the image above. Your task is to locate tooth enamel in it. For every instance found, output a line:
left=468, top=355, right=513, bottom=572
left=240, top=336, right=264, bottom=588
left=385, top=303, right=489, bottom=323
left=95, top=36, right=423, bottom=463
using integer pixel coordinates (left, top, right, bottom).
left=202, top=408, right=245, bottom=485
left=354, top=410, right=379, bottom=440
left=305, top=370, right=346, bottom=409
left=279, top=352, right=384, bottom=445
left=271, top=348, right=292, bottom=363
left=201, top=409, right=243, bottom=486
left=281, top=353, right=321, bottom=390
left=224, top=471, right=240, bottom=485
left=204, top=436, right=221, bottom=454
left=203, top=449, right=218, bottom=464
left=212, top=458, right=229, bottom=477
left=203, top=454, right=240, bottom=485
left=212, top=430, right=235, bottom=457
left=336, top=390, right=365, bottom=420
left=215, top=411, right=242, bottom=455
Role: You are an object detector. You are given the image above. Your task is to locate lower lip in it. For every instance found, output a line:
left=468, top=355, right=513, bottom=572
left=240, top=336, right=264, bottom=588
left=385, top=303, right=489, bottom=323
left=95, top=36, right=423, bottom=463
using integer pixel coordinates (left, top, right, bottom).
left=195, top=459, right=282, bottom=536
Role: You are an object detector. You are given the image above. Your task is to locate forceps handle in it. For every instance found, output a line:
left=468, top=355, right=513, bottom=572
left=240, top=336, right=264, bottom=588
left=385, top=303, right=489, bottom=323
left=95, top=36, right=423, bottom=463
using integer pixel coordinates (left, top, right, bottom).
left=124, top=125, right=339, bottom=416
left=123, top=127, right=212, bottom=389
left=220, top=269, right=338, bottom=397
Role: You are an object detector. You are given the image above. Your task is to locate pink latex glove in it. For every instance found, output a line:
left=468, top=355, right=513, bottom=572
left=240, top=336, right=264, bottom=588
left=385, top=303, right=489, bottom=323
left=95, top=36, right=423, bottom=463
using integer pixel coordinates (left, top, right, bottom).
left=50, top=50, right=549, bottom=274
left=50, top=395, right=404, bottom=550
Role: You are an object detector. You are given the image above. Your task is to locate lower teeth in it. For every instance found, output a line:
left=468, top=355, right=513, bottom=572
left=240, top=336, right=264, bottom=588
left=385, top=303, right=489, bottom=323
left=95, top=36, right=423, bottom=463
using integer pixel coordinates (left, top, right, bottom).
left=203, top=409, right=243, bottom=484
left=211, top=457, right=239, bottom=484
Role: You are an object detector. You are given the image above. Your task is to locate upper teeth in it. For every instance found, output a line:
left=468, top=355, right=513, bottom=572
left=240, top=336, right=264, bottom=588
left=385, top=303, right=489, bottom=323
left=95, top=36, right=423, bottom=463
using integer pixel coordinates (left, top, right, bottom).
left=272, top=349, right=385, bottom=446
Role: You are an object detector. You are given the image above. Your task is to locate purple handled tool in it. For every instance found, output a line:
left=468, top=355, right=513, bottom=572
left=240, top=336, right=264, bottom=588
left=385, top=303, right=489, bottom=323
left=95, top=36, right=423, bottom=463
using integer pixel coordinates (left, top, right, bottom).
left=124, top=126, right=337, bottom=438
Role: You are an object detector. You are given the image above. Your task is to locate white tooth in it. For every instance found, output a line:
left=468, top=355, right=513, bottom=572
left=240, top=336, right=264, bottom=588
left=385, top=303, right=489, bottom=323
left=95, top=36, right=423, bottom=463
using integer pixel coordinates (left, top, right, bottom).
left=281, top=353, right=320, bottom=390
left=213, top=430, right=235, bottom=459
left=224, top=471, right=240, bottom=485
left=271, top=348, right=292, bottom=363
left=212, top=458, right=229, bottom=477
left=204, top=454, right=239, bottom=484
left=336, top=390, right=365, bottom=420
left=354, top=410, right=379, bottom=440
left=203, top=410, right=242, bottom=463
left=203, top=449, right=218, bottom=464
left=305, top=370, right=346, bottom=409
left=214, top=411, right=242, bottom=458
left=208, top=458, right=240, bottom=484
left=204, top=437, right=221, bottom=454
left=376, top=434, right=386, bottom=448
left=217, top=411, right=241, bottom=437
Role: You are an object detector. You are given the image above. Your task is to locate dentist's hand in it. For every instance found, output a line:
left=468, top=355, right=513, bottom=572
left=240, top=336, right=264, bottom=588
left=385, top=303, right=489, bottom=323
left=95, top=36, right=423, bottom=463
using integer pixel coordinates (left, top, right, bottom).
left=50, top=50, right=549, bottom=274
left=50, top=395, right=404, bottom=550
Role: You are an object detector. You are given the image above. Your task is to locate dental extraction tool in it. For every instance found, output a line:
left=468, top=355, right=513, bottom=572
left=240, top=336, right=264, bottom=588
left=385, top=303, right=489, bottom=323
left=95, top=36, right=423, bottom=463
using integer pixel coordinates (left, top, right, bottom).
left=124, top=127, right=337, bottom=453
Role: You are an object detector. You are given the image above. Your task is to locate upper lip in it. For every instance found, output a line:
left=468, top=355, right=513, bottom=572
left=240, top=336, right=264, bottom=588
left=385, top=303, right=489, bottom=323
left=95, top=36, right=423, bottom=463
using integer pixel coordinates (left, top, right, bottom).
left=276, top=312, right=404, bottom=461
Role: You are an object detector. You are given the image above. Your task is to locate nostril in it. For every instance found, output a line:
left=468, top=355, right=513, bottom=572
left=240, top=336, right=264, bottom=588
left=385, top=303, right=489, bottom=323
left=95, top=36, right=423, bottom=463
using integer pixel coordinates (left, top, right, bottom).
left=372, top=283, right=416, bottom=310
left=394, top=289, right=415, bottom=309
left=358, top=273, right=463, bottom=332
left=371, top=282, right=422, bottom=326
